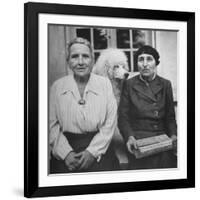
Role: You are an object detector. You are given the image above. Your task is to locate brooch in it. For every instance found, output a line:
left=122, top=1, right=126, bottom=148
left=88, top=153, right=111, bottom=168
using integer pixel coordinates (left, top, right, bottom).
left=78, top=99, right=86, bottom=105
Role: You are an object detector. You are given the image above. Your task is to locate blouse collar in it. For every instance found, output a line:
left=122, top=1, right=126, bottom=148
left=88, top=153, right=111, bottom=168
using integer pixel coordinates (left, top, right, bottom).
left=60, top=73, right=102, bottom=96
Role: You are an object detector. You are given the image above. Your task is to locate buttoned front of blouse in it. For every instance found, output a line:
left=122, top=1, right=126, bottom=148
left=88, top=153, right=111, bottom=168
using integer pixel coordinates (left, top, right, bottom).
left=50, top=73, right=117, bottom=160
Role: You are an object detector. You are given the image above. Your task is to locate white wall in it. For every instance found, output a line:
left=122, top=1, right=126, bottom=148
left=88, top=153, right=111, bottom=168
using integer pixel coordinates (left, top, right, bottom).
left=156, top=31, right=177, bottom=100
left=0, top=0, right=199, bottom=200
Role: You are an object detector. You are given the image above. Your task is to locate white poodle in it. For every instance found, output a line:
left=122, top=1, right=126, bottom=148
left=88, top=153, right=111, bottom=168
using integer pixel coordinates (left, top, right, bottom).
left=93, top=48, right=133, bottom=165
left=92, top=48, right=130, bottom=105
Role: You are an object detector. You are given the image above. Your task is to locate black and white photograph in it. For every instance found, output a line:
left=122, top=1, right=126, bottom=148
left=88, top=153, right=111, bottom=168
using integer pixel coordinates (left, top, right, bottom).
left=1, top=0, right=200, bottom=199
left=24, top=2, right=195, bottom=198
left=48, top=25, right=178, bottom=174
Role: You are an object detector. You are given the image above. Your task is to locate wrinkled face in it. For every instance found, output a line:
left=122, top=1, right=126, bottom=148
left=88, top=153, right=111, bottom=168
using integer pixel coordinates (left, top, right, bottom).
left=137, top=53, right=157, bottom=77
left=68, top=43, right=94, bottom=78
left=109, top=63, right=129, bottom=80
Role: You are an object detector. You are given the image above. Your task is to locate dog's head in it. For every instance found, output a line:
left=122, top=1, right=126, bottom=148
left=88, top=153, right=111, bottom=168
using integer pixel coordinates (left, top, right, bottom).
left=93, top=48, right=129, bottom=80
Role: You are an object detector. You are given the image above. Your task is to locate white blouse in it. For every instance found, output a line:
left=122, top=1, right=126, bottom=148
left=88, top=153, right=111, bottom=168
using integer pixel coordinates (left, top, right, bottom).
left=49, top=73, right=117, bottom=160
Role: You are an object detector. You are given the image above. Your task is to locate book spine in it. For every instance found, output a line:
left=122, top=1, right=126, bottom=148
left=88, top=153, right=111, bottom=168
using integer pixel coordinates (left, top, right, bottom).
left=137, top=134, right=169, bottom=147
left=134, top=141, right=173, bottom=159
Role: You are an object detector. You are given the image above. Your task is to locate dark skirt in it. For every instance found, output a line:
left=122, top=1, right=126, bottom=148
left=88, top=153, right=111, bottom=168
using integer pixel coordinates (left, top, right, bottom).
left=128, top=150, right=177, bottom=170
left=50, top=131, right=120, bottom=174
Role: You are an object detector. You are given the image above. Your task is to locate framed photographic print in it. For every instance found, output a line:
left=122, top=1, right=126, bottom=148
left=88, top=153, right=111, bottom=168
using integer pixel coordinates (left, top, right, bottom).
left=24, top=2, right=195, bottom=198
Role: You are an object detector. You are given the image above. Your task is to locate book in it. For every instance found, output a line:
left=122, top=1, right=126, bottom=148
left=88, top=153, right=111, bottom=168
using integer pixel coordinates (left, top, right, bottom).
left=132, top=134, right=173, bottom=159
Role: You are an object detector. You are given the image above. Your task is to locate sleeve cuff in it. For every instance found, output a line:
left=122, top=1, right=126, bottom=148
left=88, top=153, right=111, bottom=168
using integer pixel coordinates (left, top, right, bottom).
left=53, top=145, right=73, bottom=160
left=86, top=147, right=100, bottom=159
left=86, top=147, right=101, bottom=161
left=52, top=134, right=73, bottom=160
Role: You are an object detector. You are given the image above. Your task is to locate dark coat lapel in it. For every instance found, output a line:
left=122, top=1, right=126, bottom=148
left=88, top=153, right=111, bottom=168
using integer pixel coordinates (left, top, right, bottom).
left=150, top=76, right=163, bottom=95
left=131, top=75, right=163, bottom=102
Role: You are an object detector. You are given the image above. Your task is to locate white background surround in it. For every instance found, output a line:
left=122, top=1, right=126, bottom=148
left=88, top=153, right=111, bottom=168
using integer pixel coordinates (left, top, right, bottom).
left=0, top=0, right=199, bottom=200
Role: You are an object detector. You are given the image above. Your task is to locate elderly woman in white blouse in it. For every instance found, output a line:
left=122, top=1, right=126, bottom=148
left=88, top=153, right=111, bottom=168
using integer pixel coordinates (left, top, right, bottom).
left=49, top=37, right=119, bottom=173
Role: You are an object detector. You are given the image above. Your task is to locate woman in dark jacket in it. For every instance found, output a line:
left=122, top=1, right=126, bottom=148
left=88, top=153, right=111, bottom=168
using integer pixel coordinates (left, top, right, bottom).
left=118, top=45, right=177, bottom=170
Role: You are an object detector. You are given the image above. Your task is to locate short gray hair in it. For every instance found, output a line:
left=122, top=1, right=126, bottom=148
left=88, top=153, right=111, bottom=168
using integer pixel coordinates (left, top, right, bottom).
left=66, top=37, right=93, bottom=61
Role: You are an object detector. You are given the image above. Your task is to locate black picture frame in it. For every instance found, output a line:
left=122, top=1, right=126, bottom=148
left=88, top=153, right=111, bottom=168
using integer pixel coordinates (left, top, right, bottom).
left=24, top=2, right=195, bottom=198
